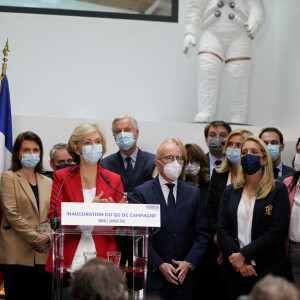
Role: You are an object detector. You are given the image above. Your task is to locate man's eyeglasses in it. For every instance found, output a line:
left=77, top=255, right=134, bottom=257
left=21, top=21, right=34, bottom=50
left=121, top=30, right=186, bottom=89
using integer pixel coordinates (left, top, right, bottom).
left=157, top=155, right=184, bottom=164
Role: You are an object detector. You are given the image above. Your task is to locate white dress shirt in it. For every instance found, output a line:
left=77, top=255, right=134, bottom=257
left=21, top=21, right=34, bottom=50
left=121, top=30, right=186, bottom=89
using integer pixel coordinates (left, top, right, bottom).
left=238, top=189, right=256, bottom=265
left=274, top=161, right=283, bottom=178
left=290, top=179, right=300, bottom=242
left=209, top=153, right=224, bottom=177
left=71, top=188, right=96, bottom=271
left=158, top=174, right=178, bottom=204
left=120, top=148, right=138, bottom=169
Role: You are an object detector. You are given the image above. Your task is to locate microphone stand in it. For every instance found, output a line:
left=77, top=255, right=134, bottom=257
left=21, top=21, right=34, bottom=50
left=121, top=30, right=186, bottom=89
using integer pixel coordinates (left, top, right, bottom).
left=100, top=171, right=159, bottom=295
left=50, top=165, right=78, bottom=230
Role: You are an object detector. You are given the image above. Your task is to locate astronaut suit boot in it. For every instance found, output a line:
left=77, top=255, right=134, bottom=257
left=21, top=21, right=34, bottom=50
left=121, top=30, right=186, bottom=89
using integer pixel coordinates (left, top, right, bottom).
left=184, top=0, right=265, bottom=124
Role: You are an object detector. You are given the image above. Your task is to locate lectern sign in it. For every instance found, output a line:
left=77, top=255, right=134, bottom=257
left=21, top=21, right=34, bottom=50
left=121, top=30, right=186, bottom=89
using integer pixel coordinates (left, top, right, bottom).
left=61, top=203, right=161, bottom=227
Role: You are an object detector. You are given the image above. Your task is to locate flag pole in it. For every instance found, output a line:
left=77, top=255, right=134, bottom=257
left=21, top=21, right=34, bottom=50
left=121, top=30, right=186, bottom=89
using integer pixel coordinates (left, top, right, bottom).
left=1, top=39, right=10, bottom=90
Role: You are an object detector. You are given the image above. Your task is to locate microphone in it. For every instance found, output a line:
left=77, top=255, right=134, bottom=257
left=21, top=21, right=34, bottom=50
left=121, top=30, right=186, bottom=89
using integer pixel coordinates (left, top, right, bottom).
left=100, top=172, right=160, bottom=235
left=101, top=170, right=159, bottom=290
left=100, top=172, right=142, bottom=204
left=50, top=164, right=78, bottom=230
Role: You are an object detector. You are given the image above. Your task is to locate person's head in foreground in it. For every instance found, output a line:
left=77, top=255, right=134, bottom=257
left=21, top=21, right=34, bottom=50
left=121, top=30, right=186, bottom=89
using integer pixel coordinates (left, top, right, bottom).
left=70, top=258, right=128, bottom=300
left=248, top=275, right=299, bottom=300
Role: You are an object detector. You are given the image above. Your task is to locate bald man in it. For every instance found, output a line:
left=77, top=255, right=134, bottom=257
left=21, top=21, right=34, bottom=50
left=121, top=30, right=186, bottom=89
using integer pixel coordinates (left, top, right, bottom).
left=132, top=138, right=209, bottom=300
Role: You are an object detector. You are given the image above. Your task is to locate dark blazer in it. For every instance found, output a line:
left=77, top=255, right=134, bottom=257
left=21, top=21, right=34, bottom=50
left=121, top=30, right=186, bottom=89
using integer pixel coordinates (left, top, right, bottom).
left=206, top=169, right=229, bottom=235
left=206, top=152, right=211, bottom=176
left=217, top=181, right=292, bottom=281
left=101, top=148, right=155, bottom=192
left=132, top=177, right=210, bottom=290
left=278, top=164, right=293, bottom=182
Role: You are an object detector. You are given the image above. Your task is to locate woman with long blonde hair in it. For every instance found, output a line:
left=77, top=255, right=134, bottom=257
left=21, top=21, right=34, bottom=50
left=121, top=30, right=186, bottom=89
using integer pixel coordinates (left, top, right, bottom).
left=217, top=136, right=293, bottom=299
left=205, top=129, right=252, bottom=299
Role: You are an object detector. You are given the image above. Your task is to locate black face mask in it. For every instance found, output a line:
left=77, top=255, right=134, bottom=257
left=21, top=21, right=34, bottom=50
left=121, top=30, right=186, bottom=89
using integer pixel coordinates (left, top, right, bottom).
left=208, top=136, right=224, bottom=157
left=55, top=163, right=74, bottom=171
left=241, top=154, right=262, bottom=175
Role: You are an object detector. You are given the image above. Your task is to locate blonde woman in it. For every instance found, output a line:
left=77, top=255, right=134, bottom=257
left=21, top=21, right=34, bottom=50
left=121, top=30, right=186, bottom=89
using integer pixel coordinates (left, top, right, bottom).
left=217, top=136, right=293, bottom=300
left=207, top=129, right=253, bottom=240
left=205, top=129, right=252, bottom=299
left=45, top=123, right=125, bottom=274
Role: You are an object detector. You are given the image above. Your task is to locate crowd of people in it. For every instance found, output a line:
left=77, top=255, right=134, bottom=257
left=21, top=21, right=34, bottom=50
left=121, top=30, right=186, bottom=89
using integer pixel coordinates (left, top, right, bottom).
left=0, top=116, right=299, bottom=300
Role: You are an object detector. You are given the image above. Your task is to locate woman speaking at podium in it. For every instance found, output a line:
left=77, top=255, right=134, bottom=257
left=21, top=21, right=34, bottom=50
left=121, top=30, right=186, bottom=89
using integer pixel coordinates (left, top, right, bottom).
left=46, top=123, right=125, bottom=273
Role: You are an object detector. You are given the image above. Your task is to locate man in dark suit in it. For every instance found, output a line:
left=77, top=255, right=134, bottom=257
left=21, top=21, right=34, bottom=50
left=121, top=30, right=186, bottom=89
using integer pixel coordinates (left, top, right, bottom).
left=204, top=120, right=232, bottom=177
left=101, top=115, right=155, bottom=288
left=259, top=127, right=293, bottom=181
left=132, top=138, right=210, bottom=300
left=101, top=115, right=155, bottom=192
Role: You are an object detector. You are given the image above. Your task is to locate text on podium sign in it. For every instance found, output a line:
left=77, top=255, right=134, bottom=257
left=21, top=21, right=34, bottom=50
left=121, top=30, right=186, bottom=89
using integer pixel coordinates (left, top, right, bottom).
left=61, top=202, right=161, bottom=227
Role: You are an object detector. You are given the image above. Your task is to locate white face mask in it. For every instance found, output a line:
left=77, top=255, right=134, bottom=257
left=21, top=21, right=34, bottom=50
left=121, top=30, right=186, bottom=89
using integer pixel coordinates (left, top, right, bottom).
left=185, top=163, right=201, bottom=176
left=295, top=154, right=300, bottom=172
left=159, top=160, right=182, bottom=181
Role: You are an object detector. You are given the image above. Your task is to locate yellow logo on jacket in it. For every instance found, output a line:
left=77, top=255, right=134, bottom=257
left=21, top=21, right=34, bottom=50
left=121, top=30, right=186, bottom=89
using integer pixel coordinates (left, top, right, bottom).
left=265, top=205, right=273, bottom=216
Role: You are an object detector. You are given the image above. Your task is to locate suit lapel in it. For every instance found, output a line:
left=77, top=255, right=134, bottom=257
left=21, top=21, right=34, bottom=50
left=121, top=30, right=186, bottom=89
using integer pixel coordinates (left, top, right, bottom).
left=174, top=180, right=185, bottom=230
left=152, top=178, right=169, bottom=229
left=231, top=188, right=243, bottom=235
left=131, top=148, right=143, bottom=185
left=69, top=167, right=84, bottom=202
left=252, top=194, right=268, bottom=238
left=114, top=151, right=128, bottom=187
left=16, top=169, right=39, bottom=213
left=36, top=173, right=45, bottom=218
left=96, top=165, right=110, bottom=197
left=116, top=151, right=126, bottom=177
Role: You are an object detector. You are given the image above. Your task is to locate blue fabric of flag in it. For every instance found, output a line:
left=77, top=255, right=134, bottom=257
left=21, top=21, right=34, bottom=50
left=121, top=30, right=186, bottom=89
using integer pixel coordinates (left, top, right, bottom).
left=0, top=75, right=12, bottom=152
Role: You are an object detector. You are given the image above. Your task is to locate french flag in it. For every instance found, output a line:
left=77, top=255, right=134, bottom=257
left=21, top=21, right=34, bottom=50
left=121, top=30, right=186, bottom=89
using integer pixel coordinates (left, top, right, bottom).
left=0, top=74, right=12, bottom=291
left=0, top=74, right=12, bottom=175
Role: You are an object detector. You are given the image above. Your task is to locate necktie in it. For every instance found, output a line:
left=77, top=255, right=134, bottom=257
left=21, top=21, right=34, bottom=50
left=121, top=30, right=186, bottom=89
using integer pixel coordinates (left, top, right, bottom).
left=273, top=167, right=279, bottom=179
left=125, top=157, right=134, bottom=180
left=215, top=160, right=222, bottom=166
left=166, top=183, right=176, bottom=223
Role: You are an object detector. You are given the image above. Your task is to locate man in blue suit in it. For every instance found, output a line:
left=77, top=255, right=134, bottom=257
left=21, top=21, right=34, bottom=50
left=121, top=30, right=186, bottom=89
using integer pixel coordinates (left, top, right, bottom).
left=101, top=115, right=155, bottom=193
left=132, top=138, right=210, bottom=300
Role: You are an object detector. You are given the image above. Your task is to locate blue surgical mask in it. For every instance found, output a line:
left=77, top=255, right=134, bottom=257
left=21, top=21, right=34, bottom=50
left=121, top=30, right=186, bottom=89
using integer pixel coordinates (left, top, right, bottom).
left=21, top=154, right=40, bottom=170
left=241, top=154, right=262, bottom=175
left=82, top=145, right=103, bottom=165
left=226, top=148, right=241, bottom=164
left=267, top=144, right=280, bottom=161
left=55, top=163, right=74, bottom=170
left=115, top=132, right=136, bottom=151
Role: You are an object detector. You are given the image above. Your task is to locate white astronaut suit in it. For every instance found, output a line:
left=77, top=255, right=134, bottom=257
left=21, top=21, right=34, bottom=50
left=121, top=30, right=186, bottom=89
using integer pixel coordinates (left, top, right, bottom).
left=184, top=0, right=265, bottom=123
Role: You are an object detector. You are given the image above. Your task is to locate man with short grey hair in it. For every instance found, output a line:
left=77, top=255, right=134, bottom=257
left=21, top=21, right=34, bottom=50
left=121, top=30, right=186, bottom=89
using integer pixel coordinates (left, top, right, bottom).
left=101, top=115, right=156, bottom=288
left=45, top=143, right=74, bottom=179
left=101, top=115, right=155, bottom=193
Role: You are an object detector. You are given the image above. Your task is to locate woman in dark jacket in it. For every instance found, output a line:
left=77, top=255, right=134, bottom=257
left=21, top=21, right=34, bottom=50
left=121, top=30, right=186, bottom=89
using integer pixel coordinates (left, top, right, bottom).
left=218, top=136, right=293, bottom=300
left=205, top=129, right=252, bottom=299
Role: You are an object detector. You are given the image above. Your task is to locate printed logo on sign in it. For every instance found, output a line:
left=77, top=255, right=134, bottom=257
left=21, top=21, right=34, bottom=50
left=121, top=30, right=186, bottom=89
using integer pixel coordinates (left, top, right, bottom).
left=146, top=205, right=160, bottom=211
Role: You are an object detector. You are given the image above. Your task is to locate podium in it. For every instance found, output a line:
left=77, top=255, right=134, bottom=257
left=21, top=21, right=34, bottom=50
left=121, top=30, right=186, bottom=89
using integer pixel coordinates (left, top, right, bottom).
left=36, top=219, right=150, bottom=300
